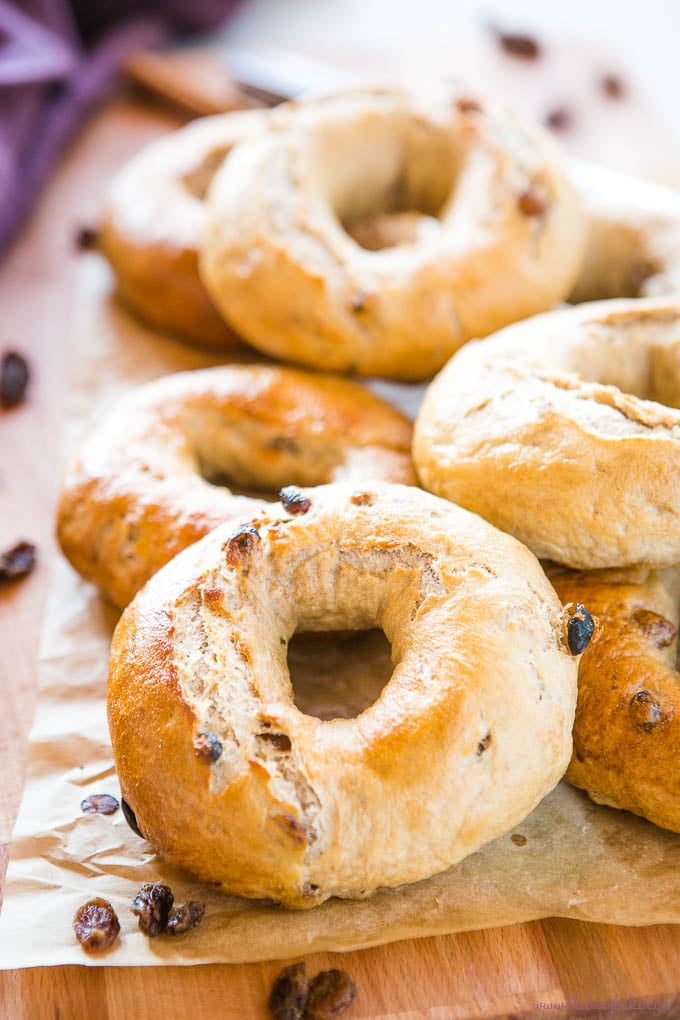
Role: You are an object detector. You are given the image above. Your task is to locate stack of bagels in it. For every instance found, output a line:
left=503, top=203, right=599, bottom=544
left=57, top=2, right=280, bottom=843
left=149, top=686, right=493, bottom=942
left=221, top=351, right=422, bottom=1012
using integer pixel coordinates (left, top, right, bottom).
left=57, top=85, right=680, bottom=909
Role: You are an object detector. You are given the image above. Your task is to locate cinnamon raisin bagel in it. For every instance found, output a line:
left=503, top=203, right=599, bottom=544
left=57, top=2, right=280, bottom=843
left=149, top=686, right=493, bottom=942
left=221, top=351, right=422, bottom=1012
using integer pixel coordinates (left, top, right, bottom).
left=414, top=298, right=680, bottom=570
left=200, top=87, right=585, bottom=380
left=570, top=160, right=680, bottom=302
left=550, top=564, right=680, bottom=833
left=108, top=483, right=579, bottom=908
left=57, top=365, right=415, bottom=608
left=99, top=109, right=268, bottom=348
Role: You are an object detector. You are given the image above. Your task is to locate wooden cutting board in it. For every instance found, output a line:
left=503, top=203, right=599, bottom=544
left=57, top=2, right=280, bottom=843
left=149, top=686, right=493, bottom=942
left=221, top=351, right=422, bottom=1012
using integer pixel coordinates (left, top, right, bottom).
left=2, top=91, right=680, bottom=1020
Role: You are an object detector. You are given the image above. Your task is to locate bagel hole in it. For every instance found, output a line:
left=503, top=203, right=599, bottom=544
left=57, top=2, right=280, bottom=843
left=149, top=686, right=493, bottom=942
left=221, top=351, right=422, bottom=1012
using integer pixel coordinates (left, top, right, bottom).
left=202, top=468, right=282, bottom=502
left=315, top=118, right=457, bottom=251
left=182, top=146, right=232, bottom=200
left=287, top=629, right=392, bottom=720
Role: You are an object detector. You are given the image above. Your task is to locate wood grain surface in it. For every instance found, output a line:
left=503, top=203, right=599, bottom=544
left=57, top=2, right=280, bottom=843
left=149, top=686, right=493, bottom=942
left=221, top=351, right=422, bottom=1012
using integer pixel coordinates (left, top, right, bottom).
left=1, top=90, right=680, bottom=1020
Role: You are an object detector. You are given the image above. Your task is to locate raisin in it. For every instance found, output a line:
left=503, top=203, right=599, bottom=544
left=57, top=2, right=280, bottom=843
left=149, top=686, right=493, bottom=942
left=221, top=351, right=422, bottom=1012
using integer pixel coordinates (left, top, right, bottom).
left=273, top=812, right=307, bottom=845
left=73, top=898, right=120, bottom=953
left=0, top=541, right=36, bottom=582
left=269, top=435, right=301, bottom=454
left=280, top=487, right=312, bottom=515
left=476, top=732, right=492, bottom=755
left=269, top=962, right=309, bottom=1020
left=544, top=107, right=572, bottom=132
left=131, top=883, right=174, bottom=937
left=632, top=609, right=676, bottom=648
left=517, top=188, right=547, bottom=217
left=166, top=901, right=205, bottom=934
left=493, top=28, right=541, bottom=60
left=456, top=97, right=482, bottom=113
left=75, top=225, right=100, bottom=251
left=305, top=969, right=357, bottom=1018
left=567, top=604, right=595, bottom=655
left=80, top=793, right=119, bottom=815
left=0, top=351, right=30, bottom=408
left=224, top=523, right=261, bottom=566
left=630, top=690, right=662, bottom=731
left=601, top=73, right=625, bottom=98
left=511, top=833, right=528, bottom=847
left=259, top=732, right=292, bottom=751
left=350, top=492, right=373, bottom=507
left=121, top=797, right=144, bottom=838
left=193, top=730, right=223, bottom=761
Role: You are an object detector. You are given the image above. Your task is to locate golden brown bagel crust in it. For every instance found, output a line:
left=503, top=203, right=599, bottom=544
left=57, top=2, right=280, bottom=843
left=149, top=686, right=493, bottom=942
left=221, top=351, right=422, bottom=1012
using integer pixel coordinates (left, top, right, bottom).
left=99, top=110, right=268, bottom=348
left=569, top=159, right=680, bottom=302
left=550, top=564, right=680, bottom=833
left=57, top=365, right=416, bottom=608
left=108, top=483, right=578, bottom=907
left=414, top=298, right=680, bottom=570
left=200, top=87, right=585, bottom=381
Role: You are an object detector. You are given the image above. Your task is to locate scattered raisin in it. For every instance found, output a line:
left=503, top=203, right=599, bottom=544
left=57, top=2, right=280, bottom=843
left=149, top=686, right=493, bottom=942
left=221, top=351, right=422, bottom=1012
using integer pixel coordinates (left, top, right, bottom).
left=517, top=188, right=547, bottom=217
left=305, top=969, right=357, bottom=1019
left=269, top=962, right=309, bottom=1020
left=0, top=351, right=30, bottom=408
left=567, top=604, right=595, bottom=655
left=511, top=833, right=528, bottom=847
left=73, top=898, right=120, bottom=953
left=544, top=107, right=572, bottom=132
left=121, top=797, right=144, bottom=838
left=80, top=793, right=119, bottom=815
left=493, top=27, right=541, bottom=60
left=166, top=901, right=205, bottom=934
left=131, top=883, right=174, bottom=937
left=75, top=225, right=100, bottom=251
left=476, top=732, right=492, bottom=755
left=601, top=73, right=625, bottom=99
left=629, top=690, right=662, bottom=731
left=280, top=487, right=312, bottom=515
left=632, top=609, right=676, bottom=648
left=0, top=541, right=36, bottom=582
left=193, top=730, right=223, bottom=761
left=224, top=523, right=261, bottom=566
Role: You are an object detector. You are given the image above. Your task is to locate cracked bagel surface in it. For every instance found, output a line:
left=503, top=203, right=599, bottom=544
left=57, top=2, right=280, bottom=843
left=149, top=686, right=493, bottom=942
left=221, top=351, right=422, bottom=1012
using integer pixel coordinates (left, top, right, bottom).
left=107, top=483, right=577, bottom=908
left=414, top=298, right=680, bottom=570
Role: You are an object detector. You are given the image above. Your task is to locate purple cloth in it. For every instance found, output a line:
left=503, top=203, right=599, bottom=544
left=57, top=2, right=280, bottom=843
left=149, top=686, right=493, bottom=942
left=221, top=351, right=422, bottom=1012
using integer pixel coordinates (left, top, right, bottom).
left=0, top=0, right=237, bottom=255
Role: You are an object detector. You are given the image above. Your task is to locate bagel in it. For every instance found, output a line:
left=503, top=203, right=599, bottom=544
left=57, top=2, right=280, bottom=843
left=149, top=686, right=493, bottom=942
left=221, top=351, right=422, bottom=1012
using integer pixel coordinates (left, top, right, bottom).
left=569, top=160, right=680, bottom=302
left=550, top=564, right=680, bottom=833
left=413, top=298, right=680, bottom=570
left=108, top=482, right=578, bottom=908
left=99, top=110, right=268, bottom=348
left=200, top=87, right=585, bottom=381
left=57, top=365, right=416, bottom=609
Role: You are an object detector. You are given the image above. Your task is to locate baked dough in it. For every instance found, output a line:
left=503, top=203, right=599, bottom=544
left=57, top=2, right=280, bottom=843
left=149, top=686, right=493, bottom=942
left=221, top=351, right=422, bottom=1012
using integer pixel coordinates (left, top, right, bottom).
left=570, top=159, right=680, bottom=302
left=200, top=87, right=585, bottom=380
left=108, top=482, right=578, bottom=907
left=414, top=297, right=680, bottom=569
left=57, top=365, right=415, bottom=608
left=99, top=110, right=268, bottom=348
left=550, top=564, right=680, bottom=833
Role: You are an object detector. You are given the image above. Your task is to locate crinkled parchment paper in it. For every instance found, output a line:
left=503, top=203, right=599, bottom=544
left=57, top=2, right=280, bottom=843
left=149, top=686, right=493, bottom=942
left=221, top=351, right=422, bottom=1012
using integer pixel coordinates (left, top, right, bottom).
left=2, top=260, right=680, bottom=969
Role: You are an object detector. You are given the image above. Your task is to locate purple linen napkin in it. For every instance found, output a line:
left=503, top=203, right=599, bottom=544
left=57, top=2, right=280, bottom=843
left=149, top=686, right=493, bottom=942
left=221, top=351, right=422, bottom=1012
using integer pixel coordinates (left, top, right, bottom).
left=0, top=0, right=238, bottom=256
